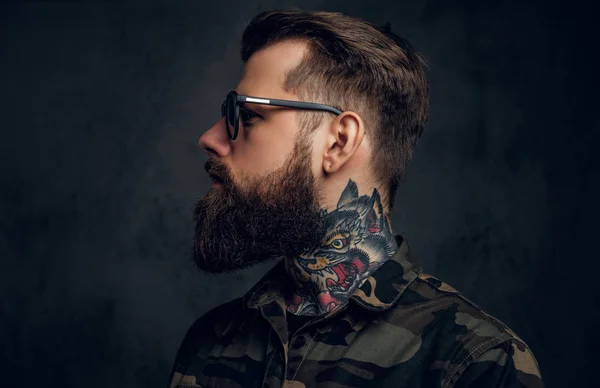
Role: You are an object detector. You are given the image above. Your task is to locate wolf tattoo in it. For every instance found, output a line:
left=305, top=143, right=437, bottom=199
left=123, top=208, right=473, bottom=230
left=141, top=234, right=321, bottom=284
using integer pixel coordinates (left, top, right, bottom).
left=286, top=180, right=397, bottom=315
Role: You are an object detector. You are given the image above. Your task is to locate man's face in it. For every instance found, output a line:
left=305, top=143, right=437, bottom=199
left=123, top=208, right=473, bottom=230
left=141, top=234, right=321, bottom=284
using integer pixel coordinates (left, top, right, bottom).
left=193, top=41, right=327, bottom=273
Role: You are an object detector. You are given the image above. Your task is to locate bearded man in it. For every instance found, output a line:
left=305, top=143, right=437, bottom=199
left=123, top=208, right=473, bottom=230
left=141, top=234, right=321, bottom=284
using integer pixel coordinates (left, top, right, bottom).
left=168, top=9, right=543, bottom=388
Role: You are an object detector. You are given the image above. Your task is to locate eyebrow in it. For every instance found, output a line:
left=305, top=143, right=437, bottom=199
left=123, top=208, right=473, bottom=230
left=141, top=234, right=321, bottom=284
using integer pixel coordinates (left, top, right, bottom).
left=240, top=102, right=267, bottom=115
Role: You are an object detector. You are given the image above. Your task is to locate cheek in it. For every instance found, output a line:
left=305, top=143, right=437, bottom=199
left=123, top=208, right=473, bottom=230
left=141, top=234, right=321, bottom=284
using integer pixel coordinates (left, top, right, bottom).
left=232, top=126, right=298, bottom=177
left=231, top=145, right=283, bottom=180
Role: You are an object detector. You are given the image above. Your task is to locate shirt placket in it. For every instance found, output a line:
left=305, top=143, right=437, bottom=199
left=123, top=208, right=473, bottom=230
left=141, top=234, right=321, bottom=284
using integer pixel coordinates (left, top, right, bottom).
left=285, top=330, right=317, bottom=385
left=283, top=306, right=349, bottom=386
left=260, top=299, right=290, bottom=387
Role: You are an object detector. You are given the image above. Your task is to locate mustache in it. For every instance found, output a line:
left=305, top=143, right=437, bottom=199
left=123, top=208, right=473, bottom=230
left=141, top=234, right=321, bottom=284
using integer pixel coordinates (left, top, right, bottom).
left=204, top=159, right=231, bottom=183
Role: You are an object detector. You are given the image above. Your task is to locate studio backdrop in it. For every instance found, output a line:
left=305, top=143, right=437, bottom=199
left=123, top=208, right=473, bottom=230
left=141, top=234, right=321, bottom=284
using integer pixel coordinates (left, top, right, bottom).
left=0, top=1, right=597, bottom=387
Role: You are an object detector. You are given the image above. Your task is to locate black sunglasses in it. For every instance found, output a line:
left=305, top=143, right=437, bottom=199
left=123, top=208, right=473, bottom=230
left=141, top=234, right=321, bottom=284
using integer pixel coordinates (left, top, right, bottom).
left=220, top=90, right=343, bottom=140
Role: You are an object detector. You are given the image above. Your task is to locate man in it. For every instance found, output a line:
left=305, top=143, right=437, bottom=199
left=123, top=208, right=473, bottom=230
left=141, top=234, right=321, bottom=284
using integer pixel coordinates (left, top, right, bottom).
left=168, top=9, right=543, bottom=388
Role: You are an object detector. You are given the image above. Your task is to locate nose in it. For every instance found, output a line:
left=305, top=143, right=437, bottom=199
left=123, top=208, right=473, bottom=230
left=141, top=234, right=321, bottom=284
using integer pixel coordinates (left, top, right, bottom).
left=199, top=117, right=231, bottom=158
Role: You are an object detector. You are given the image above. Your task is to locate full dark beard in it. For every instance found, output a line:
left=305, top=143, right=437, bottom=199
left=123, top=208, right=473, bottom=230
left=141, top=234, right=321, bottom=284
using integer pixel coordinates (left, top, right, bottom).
left=192, top=137, right=326, bottom=274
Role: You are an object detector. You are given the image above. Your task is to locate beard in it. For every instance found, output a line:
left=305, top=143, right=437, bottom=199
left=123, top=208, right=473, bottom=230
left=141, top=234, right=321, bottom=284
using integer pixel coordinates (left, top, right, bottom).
left=192, top=135, right=326, bottom=274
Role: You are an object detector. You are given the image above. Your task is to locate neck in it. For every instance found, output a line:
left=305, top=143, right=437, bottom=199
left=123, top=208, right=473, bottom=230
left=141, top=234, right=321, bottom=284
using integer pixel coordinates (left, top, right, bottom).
left=283, top=179, right=398, bottom=316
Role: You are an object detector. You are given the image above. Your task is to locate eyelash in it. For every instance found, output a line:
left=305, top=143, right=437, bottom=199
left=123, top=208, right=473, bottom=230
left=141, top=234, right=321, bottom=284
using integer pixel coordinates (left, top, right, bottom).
left=239, top=108, right=259, bottom=128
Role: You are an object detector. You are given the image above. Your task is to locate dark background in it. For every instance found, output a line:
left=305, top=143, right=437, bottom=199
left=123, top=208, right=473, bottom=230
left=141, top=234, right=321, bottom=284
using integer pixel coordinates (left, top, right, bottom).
left=1, top=0, right=598, bottom=387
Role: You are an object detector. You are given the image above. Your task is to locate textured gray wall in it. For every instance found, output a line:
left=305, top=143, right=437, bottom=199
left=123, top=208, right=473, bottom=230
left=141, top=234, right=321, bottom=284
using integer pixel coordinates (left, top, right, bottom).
left=0, top=1, right=597, bottom=387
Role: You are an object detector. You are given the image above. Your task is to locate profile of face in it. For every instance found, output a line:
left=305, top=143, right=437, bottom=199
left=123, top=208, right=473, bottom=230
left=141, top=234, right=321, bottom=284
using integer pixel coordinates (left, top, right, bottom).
left=193, top=41, right=328, bottom=273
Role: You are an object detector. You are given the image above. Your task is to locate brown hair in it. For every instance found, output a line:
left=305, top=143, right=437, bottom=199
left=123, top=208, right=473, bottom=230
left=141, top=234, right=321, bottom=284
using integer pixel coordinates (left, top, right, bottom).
left=241, top=9, right=429, bottom=209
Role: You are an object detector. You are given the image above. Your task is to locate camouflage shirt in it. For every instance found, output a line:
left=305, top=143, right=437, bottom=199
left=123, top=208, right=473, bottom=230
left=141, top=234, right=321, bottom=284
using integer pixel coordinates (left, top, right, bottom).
left=168, top=235, right=543, bottom=388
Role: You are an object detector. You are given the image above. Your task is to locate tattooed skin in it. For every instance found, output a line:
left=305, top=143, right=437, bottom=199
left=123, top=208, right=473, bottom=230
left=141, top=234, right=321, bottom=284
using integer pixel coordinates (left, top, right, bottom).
left=284, top=180, right=398, bottom=316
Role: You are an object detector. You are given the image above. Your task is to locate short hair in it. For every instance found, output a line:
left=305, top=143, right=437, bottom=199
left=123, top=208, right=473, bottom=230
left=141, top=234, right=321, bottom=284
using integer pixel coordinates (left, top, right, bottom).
left=241, top=9, right=429, bottom=209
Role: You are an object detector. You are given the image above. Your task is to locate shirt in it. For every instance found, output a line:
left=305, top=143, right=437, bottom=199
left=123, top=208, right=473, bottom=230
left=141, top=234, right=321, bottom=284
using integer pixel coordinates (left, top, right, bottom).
left=168, top=235, right=543, bottom=388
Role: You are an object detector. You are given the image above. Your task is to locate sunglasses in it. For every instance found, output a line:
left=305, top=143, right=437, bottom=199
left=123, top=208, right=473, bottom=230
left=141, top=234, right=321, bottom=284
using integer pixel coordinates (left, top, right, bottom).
left=220, top=90, right=343, bottom=140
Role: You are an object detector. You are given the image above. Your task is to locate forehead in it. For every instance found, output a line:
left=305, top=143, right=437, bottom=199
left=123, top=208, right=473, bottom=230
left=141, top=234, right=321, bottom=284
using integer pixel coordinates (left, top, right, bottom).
left=236, top=40, right=308, bottom=98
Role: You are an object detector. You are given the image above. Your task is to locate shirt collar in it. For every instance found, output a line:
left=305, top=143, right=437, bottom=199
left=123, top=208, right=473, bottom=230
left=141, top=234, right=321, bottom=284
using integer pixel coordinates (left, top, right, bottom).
left=244, top=234, right=421, bottom=312
left=349, top=234, right=421, bottom=310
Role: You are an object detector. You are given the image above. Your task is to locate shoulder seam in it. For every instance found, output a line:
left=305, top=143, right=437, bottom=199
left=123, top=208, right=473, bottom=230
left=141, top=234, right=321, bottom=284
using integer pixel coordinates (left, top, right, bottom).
left=416, top=276, right=524, bottom=343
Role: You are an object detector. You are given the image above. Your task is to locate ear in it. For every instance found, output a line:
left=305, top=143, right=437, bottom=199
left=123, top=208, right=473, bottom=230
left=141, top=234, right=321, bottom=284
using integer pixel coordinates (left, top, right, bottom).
left=322, top=111, right=365, bottom=174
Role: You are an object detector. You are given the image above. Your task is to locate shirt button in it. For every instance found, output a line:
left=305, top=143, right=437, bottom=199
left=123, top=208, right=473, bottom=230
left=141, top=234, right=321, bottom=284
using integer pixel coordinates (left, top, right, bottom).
left=292, top=335, right=306, bottom=349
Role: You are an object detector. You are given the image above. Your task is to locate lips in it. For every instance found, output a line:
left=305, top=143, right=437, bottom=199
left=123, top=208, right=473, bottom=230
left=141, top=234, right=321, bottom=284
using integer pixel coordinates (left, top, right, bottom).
left=205, top=159, right=227, bottom=185
left=209, top=174, right=224, bottom=184
left=207, top=169, right=226, bottom=185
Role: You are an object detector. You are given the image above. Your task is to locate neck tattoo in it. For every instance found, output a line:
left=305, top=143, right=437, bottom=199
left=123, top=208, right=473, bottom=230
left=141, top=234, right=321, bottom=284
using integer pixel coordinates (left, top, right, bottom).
left=284, top=179, right=398, bottom=316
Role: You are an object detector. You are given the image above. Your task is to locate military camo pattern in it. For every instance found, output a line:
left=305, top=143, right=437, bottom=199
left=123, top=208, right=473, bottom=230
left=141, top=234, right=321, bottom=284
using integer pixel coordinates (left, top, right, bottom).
left=168, top=235, right=543, bottom=388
